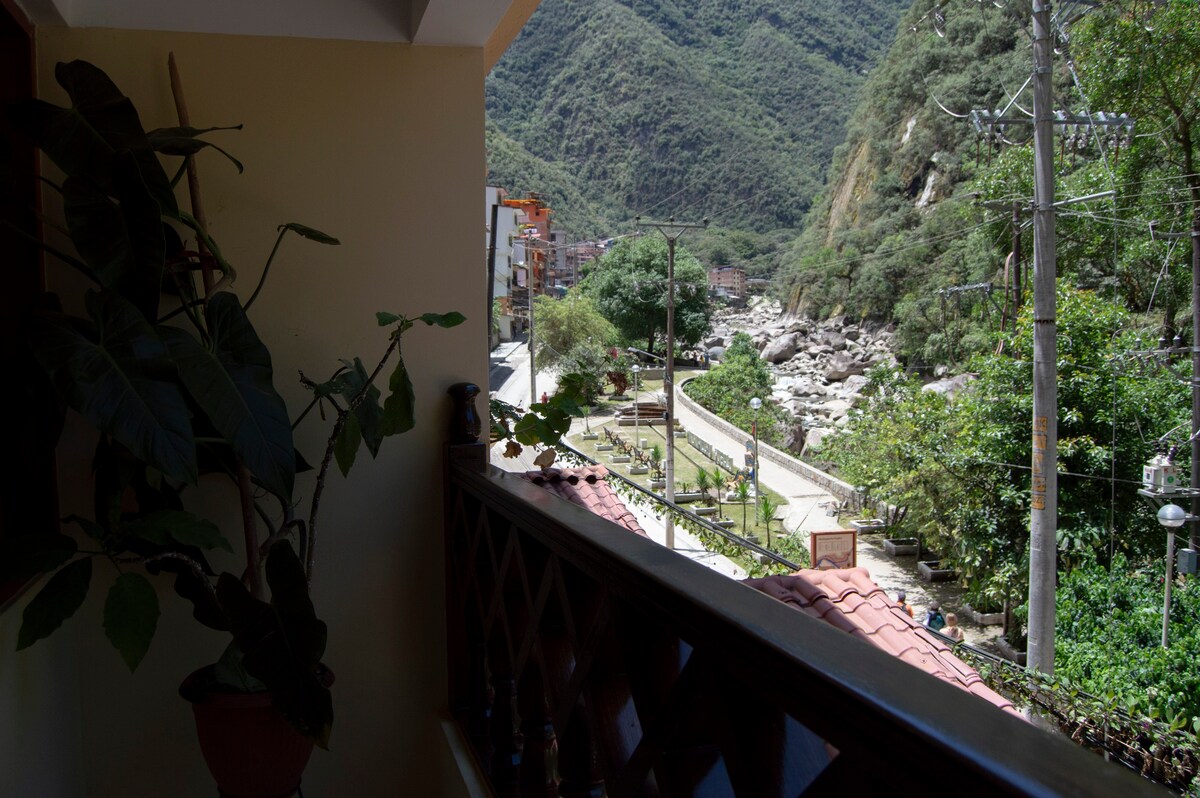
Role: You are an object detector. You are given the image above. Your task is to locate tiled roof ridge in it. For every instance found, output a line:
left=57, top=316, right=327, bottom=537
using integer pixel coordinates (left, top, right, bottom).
left=742, top=568, right=1018, bottom=716
left=516, top=464, right=647, bottom=538
left=525, top=464, right=607, bottom=486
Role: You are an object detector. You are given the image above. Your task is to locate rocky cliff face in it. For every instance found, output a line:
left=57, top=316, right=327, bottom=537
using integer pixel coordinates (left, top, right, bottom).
left=705, top=298, right=899, bottom=453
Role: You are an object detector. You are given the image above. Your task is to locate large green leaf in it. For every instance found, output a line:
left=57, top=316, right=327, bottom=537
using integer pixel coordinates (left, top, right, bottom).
left=334, top=412, right=362, bottom=478
left=123, top=510, right=232, bottom=553
left=419, top=311, right=466, bottom=328
left=7, top=61, right=176, bottom=217
left=340, top=358, right=384, bottom=459
left=31, top=292, right=196, bottom=484
left=161, top=292, right=294, bottom=501
left=279, top=223, right=339, bottom=245
left=17, top=558, right=92, bottom=650
left=380, top=357, right=415, bottom=437
left=265, top=541, right=326, bottom=670
left=147, top=125, right=244, bottom=173
left=103, top=572, right=160, bottom=671
left=215, top=542, right=331, bottom=747
left=62, top=151, right=165, bottom=320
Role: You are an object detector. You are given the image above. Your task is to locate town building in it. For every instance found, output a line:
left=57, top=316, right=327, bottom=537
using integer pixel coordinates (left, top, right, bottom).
left=707, top=265, right=747, bottom=298
left=486, top=186, right=521, bottom=343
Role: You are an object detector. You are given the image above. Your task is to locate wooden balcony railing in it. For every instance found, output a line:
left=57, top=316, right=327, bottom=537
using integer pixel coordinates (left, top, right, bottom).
left=444, top=412, right=1165, bottom=796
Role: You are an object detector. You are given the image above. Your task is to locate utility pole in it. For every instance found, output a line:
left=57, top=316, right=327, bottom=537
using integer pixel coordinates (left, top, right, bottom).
left=487, top=202, right=499, bottom=351
left=525, top=232, right=538, bottom=405
left=969, top=4, right=1132, bottom=676
left=1027, top=0, right=1057, bottom=677
left=636, top=215, right=707, bottom=550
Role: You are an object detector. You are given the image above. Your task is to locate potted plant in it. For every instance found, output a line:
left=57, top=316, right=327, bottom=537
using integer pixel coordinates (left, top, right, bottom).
left=2, top=60, right=463, bottom=796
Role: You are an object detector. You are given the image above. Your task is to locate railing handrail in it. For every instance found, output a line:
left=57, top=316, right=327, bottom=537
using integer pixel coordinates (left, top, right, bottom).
left=447, top=457, right=1167, bottom=796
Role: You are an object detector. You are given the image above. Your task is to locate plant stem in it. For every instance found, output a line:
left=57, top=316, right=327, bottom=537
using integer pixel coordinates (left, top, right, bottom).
left=238, top=462, right=264, bottom=600
left=305, top=333, right=402, bottom=582
left=243, top=226, right=288, bottom=312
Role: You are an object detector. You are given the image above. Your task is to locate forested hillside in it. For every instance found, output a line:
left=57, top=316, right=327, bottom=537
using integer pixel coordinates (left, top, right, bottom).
left=779, top=0, right=1032, bottom=358
left=780, top=0, right=1200, bottom=371
left=486, top=0, right=911, bottom=241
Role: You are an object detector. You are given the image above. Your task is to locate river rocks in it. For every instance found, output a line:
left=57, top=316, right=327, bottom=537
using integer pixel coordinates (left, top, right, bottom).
left=761, top=333, right=800, bottom=363
left=709, top=300, right=908, bottom=452
left=824, top=352, right=867, bottom=381
left=804, top=427, right=835, bottom=452
left=923, top=372, right=976, bottom=398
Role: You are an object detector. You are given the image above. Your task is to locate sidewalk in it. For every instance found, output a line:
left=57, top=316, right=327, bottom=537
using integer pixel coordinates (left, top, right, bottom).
left=671, top=386, right=1001, bottom=647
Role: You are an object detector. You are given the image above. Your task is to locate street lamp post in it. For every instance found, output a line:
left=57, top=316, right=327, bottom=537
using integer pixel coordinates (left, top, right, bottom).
left=1158, top=503, right=1187, bottom=648
left=631, top=364, right=642, bottom=451
left=749, top=397, right=762, bottom=499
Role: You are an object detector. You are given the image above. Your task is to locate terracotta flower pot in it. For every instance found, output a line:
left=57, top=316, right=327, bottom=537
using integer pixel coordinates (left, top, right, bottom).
left=181, top=665, right=330, bottom=798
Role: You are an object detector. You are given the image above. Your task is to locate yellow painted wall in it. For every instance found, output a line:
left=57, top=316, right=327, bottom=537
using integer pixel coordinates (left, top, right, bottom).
left=1, top=26, right=487, bottom=797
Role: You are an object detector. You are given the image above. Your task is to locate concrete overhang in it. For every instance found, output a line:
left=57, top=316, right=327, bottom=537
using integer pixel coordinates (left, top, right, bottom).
left=13, top=0, right=539, bottom=55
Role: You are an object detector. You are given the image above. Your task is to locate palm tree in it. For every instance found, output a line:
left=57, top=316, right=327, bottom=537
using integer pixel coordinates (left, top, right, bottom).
left=734, top=479, right=751, bottom=535
left=758, top=493, right=779, bottom=548
left=695, top=469, right=712, bottom=506
left=710, top=468, right=726, bottom=519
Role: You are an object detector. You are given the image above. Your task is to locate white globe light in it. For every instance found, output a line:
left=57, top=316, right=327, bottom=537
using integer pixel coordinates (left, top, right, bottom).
left=750, top=397, right=762, bottom=410
left=1158, top=503, right=1187, bottom=528
left=631, top=364, right=641, bottom=373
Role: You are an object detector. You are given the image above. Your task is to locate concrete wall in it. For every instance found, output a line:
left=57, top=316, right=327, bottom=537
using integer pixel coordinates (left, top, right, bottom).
left=676, top=379, right=858, bottom=502
left=0, top=27, right=487, bottom=797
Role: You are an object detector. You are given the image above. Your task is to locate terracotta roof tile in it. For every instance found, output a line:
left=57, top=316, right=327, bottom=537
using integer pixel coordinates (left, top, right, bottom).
left=743, top=568, right=1017, bottom=715
left=517, top=465, right=648, bottom=537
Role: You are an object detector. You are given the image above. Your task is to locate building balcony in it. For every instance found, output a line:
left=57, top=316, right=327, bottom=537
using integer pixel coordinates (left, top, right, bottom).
left=442, top=442, right=1167, bottom=797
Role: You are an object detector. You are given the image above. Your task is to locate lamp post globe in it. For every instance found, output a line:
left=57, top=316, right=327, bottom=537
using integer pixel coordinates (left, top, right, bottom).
left=749, top=397, right=762, bottom=498
left=1158, top=503, right=1187, bottom=528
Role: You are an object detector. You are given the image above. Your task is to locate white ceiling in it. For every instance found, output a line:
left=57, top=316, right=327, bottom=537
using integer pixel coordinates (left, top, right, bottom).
left=15, top=0, right=517, bottom=45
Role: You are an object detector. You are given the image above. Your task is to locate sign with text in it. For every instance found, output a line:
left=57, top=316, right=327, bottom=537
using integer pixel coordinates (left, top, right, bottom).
left=810, top=529, right=857, bottom=570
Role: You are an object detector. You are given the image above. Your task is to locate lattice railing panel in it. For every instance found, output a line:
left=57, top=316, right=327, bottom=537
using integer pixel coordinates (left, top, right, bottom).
left=444, top=443, right=1170, bottom=798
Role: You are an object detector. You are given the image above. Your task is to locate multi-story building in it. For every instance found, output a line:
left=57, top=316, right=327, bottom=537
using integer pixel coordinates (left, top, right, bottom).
left=707, top=265, right=747, bottom=298
left=486, top=186, right=520, bottom=343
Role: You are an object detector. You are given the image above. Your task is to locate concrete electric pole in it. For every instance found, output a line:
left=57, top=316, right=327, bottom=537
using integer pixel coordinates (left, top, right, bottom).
left=1026, top=0, right=1058, bottom=677
left=636, top=216, right=707, bottom=550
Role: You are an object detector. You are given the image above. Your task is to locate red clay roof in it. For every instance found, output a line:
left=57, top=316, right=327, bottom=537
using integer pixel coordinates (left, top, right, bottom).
left=744, top=567, right=1018, bottom=715
left=517, top=465, right=648, bottom=537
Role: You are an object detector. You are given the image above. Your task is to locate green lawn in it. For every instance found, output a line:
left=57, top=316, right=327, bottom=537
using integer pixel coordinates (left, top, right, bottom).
left=567, top=380, right=787, bottom=543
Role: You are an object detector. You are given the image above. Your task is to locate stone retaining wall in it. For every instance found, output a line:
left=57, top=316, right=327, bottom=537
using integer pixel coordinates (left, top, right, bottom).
left=677, top=378, right=859, bottom=503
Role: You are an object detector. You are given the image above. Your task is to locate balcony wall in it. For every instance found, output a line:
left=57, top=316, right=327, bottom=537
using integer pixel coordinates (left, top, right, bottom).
left=2, top=27, right=487, bottom=797
left=444, top=441, right=1168, bottom=797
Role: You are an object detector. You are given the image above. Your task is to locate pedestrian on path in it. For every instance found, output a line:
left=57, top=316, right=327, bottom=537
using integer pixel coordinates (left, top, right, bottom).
left=942, top=612, right=964, bottom=643
left=896, top=590, right=914, bottom=617
left=923, top=601, right=946, bottom=632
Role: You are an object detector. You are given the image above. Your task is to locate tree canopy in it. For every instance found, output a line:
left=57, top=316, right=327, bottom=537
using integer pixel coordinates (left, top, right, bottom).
left=531, top=290, right=616, bottom=373
left=579, top=235, right=711, bottom=355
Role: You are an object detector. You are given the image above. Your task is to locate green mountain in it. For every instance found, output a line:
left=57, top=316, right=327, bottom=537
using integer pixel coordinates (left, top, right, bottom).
left=780, top=0, right=1200, bottom=371
left=486, top=0, right=912, bottom=239
left=777, top=0, right=1034, bottom=356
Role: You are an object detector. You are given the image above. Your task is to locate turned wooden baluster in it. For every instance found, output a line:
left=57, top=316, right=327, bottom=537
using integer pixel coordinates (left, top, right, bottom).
left=488, top=644, right=524, bottom=796
left=558, top=698, right=606, bottom=798
left=466, top=637, right=493, bottom=766
left=518, top=667, right=560, bottom=797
